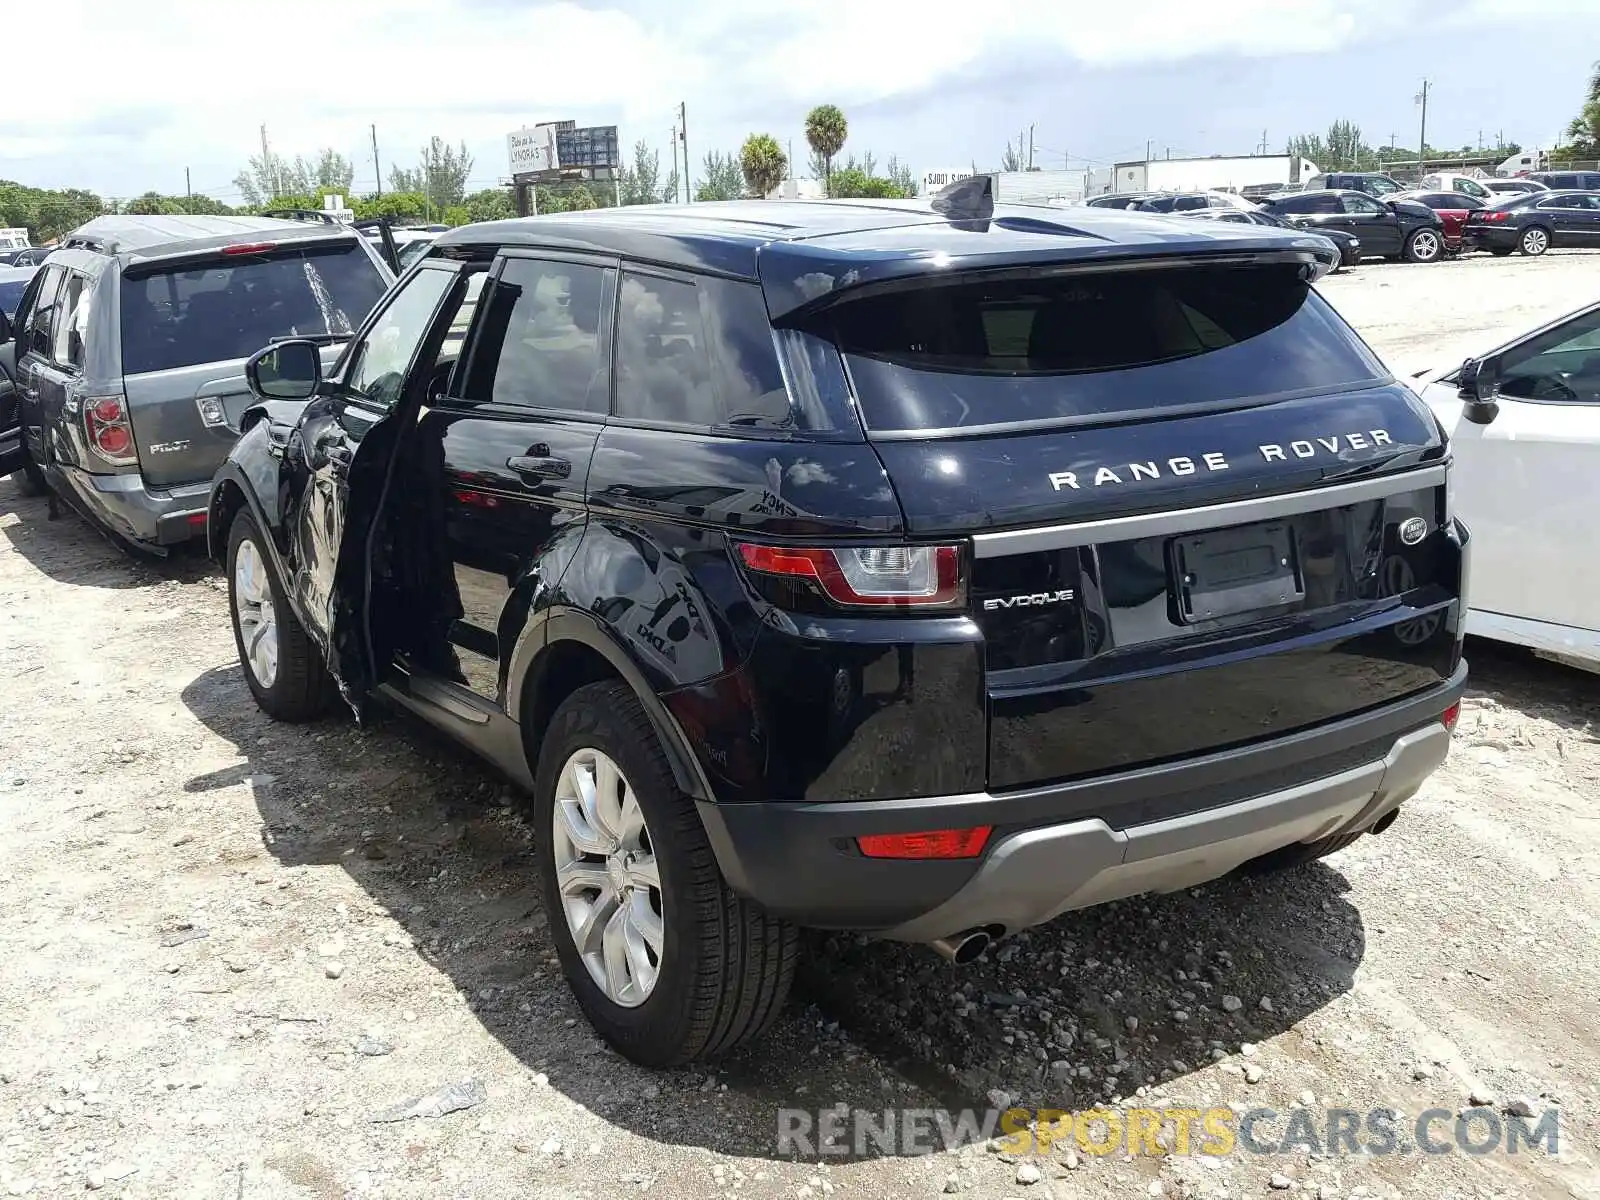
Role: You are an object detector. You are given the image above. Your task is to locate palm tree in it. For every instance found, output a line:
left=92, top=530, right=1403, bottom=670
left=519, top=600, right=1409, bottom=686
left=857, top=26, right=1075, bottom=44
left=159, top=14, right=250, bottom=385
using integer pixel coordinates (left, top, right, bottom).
left=739, top=134, right=788, bottom=199
left=804, top=105, right=848, bottom=197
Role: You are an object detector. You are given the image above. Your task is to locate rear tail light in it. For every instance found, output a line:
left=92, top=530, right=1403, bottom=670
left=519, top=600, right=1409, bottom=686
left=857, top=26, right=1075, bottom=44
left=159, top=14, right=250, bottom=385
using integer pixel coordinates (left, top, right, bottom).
left=1442, top=701, right=1461, bottom=732
left=736, top=543, right=963, bottom=609
left=857, top=826, right=992, bottom=860
left=1476, top=212, right=1511, bottom=223
left=220, top=242, right=276, bottom=256
left=84, top=393, right=137, bottom=466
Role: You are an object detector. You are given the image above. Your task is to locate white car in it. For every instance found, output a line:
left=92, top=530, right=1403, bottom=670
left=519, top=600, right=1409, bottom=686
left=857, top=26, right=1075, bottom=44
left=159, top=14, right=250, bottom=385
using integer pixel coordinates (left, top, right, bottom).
left=1418, top=172, right=1495, bottom=202
left=1412, top=299, right=1600, bottom=670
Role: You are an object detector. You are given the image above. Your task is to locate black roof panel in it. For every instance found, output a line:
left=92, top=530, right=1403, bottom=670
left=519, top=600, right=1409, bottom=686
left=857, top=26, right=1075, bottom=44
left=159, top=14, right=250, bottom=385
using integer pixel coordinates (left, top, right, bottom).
left=436, top=198, right=1338, bottom=320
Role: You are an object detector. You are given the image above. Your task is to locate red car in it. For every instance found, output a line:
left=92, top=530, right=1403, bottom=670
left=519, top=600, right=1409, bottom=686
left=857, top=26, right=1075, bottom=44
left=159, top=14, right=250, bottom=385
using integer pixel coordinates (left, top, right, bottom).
left=1395, top=190, right=1487, bottom=252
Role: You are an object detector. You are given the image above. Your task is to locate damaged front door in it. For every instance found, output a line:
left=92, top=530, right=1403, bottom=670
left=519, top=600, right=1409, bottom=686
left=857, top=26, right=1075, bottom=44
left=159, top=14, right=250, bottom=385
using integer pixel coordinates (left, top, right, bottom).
left=286, top=264, right=460, bottom=694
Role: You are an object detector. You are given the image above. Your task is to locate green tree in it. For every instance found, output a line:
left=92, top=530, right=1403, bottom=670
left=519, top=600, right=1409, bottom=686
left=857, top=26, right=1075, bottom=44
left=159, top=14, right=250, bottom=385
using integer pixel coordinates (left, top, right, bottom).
left=390, top=137, right=474, bottom=212
left=885, top=155, right=917, bottom=198
left=1000, top=140, right=1025, bottom=172
left=618, top=139, right=664, bottom=206
left=123, top=192, right=185, bottom=215
left=234, top=150, right=304, bottom=207
left=0, top=183, right=107, bottom=241
left=740, top=134, right=788, bottom=199
left=463, top=187, right=514, bottom=223
left=661, top=166, right=680, bottom=205
left=695, top=150, right=744, bottom=201
left=354, top=191, right=428, bottom=222
left=804, top=104, right=848, bottom=195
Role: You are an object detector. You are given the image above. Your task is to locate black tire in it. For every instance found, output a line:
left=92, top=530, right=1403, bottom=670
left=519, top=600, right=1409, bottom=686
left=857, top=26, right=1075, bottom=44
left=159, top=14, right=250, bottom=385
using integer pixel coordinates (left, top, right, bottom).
left=1403, top=228, right=1443, bottom=264
left=533, top=680, right=797, bottom=1067
left=1519, top=225, right=1551, bottom=256
left=226, top=508, right=335, bottom=722
left=1240, top=831, right=1364, bottom=875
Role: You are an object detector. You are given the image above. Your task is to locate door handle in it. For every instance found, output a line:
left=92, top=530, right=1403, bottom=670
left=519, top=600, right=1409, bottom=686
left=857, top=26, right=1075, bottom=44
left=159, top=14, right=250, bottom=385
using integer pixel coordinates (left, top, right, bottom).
left=507, top=453, right=571, bottom=481
left=326, top=444, right=353, bottom=469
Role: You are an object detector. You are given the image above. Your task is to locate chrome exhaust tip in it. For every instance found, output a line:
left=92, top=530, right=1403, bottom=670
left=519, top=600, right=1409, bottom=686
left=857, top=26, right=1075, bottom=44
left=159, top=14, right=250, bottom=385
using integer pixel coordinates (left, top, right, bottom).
left=930, top=928, right=995, bottom=965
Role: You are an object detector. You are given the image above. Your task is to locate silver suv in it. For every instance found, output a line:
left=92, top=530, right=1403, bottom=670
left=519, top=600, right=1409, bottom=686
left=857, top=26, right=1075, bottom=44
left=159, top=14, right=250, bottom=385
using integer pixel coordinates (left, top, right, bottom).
left=0, top=215, right=392, bottom=549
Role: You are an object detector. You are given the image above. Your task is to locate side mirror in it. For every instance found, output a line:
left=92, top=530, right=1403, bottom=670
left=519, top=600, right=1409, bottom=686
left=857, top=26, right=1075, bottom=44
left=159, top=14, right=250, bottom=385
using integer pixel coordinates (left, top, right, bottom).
left=1457, top=356, right=1501, bottom=425
left=0, top=311, right=12, bottom=344
left=246, top=339, right=322, bottom=401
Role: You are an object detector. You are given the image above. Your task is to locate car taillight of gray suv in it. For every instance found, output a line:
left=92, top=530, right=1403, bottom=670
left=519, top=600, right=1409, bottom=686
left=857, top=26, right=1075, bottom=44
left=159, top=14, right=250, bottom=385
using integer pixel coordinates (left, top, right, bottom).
left=207, top=180, right=1468, bottom=1067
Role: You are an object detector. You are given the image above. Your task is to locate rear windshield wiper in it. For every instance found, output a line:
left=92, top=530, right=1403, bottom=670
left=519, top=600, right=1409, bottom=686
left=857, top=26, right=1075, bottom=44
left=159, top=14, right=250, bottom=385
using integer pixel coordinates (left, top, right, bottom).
left=269, top=332, right=354, bottom=346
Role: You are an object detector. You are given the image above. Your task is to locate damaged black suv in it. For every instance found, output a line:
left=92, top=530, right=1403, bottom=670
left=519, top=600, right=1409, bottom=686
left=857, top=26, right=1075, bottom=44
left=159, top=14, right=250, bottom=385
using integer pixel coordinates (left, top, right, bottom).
left=208, top=181, right=1468, bottom=1068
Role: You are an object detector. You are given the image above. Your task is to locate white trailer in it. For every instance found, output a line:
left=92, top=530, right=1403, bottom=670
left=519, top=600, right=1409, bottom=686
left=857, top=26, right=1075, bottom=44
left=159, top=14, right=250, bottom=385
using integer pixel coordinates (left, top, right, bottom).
left=0, top=228, right=31, bottom=251
left=1098, top=155, right=1318, bottom=196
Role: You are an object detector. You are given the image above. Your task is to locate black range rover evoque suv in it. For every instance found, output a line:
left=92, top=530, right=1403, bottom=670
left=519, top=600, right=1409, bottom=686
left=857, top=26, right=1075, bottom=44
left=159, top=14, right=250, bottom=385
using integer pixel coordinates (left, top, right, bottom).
left=208, top=180, right=1468, bottom=1066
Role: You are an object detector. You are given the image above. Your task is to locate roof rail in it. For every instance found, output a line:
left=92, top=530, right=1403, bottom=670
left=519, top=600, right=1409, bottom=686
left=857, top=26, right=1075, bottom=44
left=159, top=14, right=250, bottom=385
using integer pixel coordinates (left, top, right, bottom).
left=261, top=208, right=341, bottom=225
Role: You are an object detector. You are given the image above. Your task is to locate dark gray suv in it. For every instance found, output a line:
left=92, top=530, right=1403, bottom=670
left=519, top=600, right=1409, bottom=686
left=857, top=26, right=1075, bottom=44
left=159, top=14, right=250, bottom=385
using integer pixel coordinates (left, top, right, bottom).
left=0, top=215, right=392, bottom=549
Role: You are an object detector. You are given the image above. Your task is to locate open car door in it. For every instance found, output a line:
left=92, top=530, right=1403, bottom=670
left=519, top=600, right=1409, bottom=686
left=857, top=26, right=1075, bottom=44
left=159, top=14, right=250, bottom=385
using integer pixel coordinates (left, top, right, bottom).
left=259, top=260, right=472, bottom=700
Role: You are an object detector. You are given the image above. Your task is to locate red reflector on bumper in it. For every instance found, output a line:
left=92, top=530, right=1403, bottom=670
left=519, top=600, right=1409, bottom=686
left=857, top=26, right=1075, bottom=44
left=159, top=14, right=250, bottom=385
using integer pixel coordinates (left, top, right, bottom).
left=1442, top=701, right=1461, bottom=731
left=187, top=513, right=208, bottom=527
left=857, top=826, right=992, bottom=860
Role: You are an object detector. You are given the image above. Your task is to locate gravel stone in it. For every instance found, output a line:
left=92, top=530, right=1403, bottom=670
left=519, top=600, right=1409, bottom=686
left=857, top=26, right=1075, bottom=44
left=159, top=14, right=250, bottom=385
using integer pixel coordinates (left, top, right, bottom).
left=1221, top=995, right=1243, bottom=1013
left=1269, top=1173, right=1293, bottom=1190
left=1014, top=1161, right=1042, bottom=1185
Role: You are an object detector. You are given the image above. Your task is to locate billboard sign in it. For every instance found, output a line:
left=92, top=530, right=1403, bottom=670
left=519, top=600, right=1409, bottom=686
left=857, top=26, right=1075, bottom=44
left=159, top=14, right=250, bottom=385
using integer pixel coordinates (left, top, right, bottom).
left=508, top=125, right=559, bottom=175
left=921, top=167, right=974, bottom=194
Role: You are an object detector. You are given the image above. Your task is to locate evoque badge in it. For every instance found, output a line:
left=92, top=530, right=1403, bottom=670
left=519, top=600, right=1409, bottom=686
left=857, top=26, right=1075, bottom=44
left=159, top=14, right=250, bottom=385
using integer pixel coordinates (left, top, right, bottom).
left=983, top=589, right=1076, bottom=612
left=1398, top=517, right=1428, bottom=546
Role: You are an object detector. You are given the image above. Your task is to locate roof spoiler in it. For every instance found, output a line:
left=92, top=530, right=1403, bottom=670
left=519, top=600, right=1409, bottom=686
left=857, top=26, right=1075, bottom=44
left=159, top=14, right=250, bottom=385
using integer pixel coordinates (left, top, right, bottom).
left=931, top=175, right=995, bottom=222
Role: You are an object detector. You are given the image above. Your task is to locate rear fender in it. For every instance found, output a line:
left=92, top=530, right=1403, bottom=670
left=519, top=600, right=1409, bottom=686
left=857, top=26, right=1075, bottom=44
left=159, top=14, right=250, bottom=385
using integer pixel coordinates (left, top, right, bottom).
left=512, top=607, right=715, bottom=803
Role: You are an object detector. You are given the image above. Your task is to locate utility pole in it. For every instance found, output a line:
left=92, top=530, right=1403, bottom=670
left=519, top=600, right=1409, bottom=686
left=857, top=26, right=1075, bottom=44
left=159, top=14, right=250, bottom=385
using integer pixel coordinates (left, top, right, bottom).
left=1415, top=78, right=1430, bottom=176
left=1028, top=123, right=1035, bottom=171
left=185, top=167, right=192, bottom=204
left=371, top=124, right=383, bottom=197
left=1146, top=138, right=1153, bottom=163
left=1259, top=129, right=1268, bottom=155
left=260, top=124, right=274, bottom=200
left=678, top=102, right=690, bottom=202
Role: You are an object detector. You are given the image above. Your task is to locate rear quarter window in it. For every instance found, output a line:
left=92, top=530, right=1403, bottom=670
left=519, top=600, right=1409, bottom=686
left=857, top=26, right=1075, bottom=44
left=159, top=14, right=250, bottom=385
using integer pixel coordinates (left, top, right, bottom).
left=827, top=263, right=1387, bottom=434
left=614, top=272, right=798, bottom=431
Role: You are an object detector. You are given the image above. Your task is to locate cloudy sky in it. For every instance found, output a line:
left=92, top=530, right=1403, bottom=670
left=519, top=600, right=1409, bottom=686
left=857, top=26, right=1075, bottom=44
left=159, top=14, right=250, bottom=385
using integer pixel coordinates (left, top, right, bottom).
left=6, top=0, right=1596, bottom=203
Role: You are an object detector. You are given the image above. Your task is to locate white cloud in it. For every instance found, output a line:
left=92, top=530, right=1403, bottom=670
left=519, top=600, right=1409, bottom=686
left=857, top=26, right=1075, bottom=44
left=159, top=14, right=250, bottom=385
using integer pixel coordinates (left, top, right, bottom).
left=4, top=0, right=1590, bottom=195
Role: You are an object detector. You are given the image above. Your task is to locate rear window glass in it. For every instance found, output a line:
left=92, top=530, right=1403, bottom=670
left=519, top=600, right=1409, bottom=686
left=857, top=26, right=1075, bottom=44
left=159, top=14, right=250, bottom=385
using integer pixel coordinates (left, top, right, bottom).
left=829, top=264, right=1386, bottom=434
left=120, top=243, right=387, bottom=375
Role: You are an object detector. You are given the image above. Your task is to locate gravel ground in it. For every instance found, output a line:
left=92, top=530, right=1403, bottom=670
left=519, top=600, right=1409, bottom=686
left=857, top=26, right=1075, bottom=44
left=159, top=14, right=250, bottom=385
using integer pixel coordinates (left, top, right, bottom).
left=2, top=251, right=1599, bottom=1200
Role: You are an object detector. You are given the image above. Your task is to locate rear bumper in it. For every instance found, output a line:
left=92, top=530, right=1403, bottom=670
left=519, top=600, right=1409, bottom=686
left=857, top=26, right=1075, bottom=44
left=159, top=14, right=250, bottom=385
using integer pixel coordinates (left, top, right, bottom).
left=697, top=661, right=1465, bottom=938
left=58, top=466, right=210, bottom=547
left=1466, top=229, right=1519, bottom=251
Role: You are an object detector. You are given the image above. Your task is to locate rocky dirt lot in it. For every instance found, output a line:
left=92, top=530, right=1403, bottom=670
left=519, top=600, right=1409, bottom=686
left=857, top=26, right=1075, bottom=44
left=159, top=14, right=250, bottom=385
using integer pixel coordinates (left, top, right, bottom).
left=2, top=252, right=1599, bottom=1200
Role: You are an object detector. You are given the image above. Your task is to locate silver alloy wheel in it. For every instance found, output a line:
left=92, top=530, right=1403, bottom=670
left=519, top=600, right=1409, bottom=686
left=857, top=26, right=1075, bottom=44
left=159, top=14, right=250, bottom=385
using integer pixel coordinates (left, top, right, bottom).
left=551, top=747, right=664, bottom=1008
left=1411, top=230, right=1441, bottom=261
left=1523, top=228, right=1549, bottom=255
left=233, top=538, right=279, bottom=689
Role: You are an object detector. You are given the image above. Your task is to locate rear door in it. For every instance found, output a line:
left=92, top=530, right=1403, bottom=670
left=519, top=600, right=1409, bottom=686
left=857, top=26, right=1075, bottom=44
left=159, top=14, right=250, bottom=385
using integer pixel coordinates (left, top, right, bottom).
left=1533, top=195, right=1591, bottom=246
left=120, top=236, right=389, bottom=489
left=820, top=259, right=1458, bottom=791
left=413, top=251, right=615, bottom=702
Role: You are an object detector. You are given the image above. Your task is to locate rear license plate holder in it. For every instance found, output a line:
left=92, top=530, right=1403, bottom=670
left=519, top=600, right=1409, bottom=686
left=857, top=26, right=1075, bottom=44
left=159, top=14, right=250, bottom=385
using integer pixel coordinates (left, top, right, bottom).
left=1171, top=520, right=1303, bottom=623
